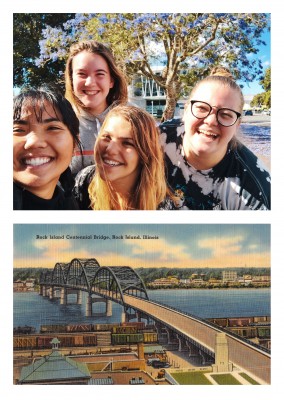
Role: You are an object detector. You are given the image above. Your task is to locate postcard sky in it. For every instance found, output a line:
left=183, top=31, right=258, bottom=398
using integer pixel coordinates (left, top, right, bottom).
left=14, top=224, right=270, bottom=270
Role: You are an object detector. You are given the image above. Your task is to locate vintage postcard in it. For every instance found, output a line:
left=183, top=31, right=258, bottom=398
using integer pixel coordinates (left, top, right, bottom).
left=13, top=224, right=270, bottom=386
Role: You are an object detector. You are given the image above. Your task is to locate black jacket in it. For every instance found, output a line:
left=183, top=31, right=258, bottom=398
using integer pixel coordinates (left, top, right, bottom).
left=13, top=182, right=79, bottom=210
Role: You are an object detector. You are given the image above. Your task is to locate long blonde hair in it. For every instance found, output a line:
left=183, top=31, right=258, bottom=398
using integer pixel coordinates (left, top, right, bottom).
left=88, top=105, right=171, bottom=210
left=65, top=40, right=128, bottom=114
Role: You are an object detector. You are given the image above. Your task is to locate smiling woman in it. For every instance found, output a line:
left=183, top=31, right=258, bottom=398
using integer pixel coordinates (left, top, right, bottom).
left=160, top=66, right=271, bottom=210
left=73, top=105, right=182, bottom=210
left=13, top=86, right=81, bottom=210
left=65, top=40, right=128, bottom=175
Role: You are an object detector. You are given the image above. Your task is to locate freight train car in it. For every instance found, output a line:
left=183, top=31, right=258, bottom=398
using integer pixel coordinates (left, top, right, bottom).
left=93, top=323, right=118, bottom=332
left=14, top=335, right=37, bottom=350
left=143, top=332, right=158, bottom=343
left=66, top=324, right=94, bottom=333
left=111, top=333, right=144, bottom=345
left=121, top=322, right=145, bottom=330
left=40, top=324, right=68, bottom=333
left=112, top=326, right=138, bottom=334
left=14, top=333, right=98, bottom=350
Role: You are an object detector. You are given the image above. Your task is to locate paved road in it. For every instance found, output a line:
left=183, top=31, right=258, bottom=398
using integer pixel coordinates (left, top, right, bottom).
left=241, top=114, right=271, bottom=126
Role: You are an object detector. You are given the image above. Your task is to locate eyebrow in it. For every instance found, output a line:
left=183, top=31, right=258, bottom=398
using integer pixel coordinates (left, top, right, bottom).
left=14, top=118, right=62, bottom=124
left=76, top=68, right=107, bottom=73
left=102, top=131, right=134, bottom=141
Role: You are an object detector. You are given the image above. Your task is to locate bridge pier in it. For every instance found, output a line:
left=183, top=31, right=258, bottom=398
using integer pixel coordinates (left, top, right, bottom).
left=41, top=285, right=47, bottom=296
left=49, top=287, right=54, bottom=299
left=85, top=295, right=113, bottom=317
left=76, top=290, right=82, bottom=305
left=60, top=288, right=67, bottom=305
left=106, top=300, right=112, bottom=317
left=121, top=311, right=126, bottom=323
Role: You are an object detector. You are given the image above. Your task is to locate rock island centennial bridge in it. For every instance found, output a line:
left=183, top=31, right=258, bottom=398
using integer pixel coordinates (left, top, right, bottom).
left=39, top=258, right=270, bottom=384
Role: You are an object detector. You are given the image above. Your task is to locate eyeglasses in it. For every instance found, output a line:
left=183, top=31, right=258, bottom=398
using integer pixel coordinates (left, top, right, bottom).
left=190, top=100, right=241, bottom=127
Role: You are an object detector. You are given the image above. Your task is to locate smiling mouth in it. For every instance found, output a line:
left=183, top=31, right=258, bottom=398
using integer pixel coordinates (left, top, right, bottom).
left=22, top=157, right=53, bottom=167
left=83, top=90, right=99, bottom=96
left=103, top=158, right=123, bottom=167
left=198, top=129, right=219, bottom=140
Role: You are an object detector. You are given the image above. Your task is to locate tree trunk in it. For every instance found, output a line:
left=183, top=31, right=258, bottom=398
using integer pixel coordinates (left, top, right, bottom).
left=160, top=81, right=179, bottom=123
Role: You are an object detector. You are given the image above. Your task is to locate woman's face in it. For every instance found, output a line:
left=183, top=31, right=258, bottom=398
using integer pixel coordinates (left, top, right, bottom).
left=96, top=115, right=141, bottom=192
left=183, top=81, right=241, bottom=168
left=72, top=51, right=114, bottom=114
left=13, top=101, right=74, bottom=199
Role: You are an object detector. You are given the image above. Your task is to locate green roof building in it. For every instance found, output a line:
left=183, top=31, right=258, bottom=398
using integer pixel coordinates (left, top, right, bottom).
left=18, top=338, right=91, bottom=385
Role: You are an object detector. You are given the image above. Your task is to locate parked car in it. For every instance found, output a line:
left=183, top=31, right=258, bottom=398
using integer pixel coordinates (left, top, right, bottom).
left=262, top=109, right=271, bottom=115
left=147, top=358, right=160, bottom=366
left=152, top=360, right=171, bottom=368
left=244, top=110, right=253, bottom=116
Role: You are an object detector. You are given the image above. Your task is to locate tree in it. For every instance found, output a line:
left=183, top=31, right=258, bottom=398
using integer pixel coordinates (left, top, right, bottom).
left=16, top=13, right=270, bottom=121
left=13, top=13, right=75, bottom=89
left=251, top=66, right=271, bottom=108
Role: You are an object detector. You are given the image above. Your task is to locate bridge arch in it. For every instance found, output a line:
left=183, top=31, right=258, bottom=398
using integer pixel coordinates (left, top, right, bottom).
left=52, top=263, right=68, bottom=285
left=65, top=258, right=100, bottom=291
left=39, top=259, right=148, bottom=306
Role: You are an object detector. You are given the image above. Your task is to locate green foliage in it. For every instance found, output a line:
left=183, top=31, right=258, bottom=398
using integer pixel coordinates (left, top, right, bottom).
left=251, top=66, right=271, bottom=108
left=13, top=13, right=75, bottom=89
left=13, top=267, right=50, bottom=284
left=13, top=266, right=270, bottom=285
left=260, top=66, right=271, bottom=91
left=14, top=13, right=270, bottom=120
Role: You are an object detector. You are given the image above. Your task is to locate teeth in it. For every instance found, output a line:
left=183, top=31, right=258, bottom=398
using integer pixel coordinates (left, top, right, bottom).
left=24, top=157, right=51, bottom=166
left=104, top=159, right=121, bottom=166
left=199, top=130, right=218, bottom=138
left=84, top=90, right=99, bottom=95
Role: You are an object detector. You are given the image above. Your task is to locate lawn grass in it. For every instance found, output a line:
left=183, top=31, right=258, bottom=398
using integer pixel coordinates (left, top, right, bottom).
left=171, top=371, right=212, bottom=385
left=239, top=372, right=260, bottom=385
left=211, top=373, right=242, bottom=385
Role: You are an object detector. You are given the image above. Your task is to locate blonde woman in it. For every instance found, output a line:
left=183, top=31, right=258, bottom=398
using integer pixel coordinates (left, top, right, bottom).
left=160, top=66, right=271, bottom=210
left=73, top=105, right=182, bottom=210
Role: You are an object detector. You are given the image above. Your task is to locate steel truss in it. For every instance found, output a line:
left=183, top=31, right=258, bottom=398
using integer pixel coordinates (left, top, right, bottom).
left=39, top=258, right=149, bottom=306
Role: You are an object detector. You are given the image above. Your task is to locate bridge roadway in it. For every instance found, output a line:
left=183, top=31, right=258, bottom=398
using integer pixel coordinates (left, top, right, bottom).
left=123, top=294, right=270, bottom=384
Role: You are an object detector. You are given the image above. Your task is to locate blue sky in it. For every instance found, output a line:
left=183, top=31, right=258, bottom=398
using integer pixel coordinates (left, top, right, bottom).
left=14, top=224, right=270, bottom=269
left=238, top=29, right=271, bottom=95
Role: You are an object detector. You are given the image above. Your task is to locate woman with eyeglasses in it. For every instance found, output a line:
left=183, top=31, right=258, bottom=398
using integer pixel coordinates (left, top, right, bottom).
left=160, top=66, right=271, bottom=210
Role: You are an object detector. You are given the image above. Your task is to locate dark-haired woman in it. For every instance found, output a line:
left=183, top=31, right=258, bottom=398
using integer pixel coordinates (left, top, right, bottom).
left=13, top=86, right=81, bottom=210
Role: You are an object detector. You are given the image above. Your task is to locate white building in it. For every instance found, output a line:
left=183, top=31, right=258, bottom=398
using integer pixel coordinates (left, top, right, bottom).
left=222, top=270, right=237, bottom=283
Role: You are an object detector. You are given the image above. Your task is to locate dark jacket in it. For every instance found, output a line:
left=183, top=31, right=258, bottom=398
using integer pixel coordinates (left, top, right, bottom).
left=13, top=182, right=79, bottom=210
left=160, top=120, right=271, bottom=210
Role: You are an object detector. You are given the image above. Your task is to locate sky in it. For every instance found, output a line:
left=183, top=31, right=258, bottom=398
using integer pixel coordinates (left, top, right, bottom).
left=14, top=224, right=270, bottom=270
left=238, top=29, right=271, bottom=95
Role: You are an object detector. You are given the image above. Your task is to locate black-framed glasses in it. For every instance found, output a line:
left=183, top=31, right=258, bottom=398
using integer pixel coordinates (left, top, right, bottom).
left=190, top=100, right=241, bottom=127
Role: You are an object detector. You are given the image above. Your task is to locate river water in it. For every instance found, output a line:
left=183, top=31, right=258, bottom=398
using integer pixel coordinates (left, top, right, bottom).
left=14, top=288, right=270, bottom=332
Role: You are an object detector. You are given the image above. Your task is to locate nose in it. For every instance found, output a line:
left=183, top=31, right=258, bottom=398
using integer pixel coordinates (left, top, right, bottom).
left=203, top=108, right=218, bottom=125
left=85, top=75, right=96, bottom=86
left=24, top=131, right=47, bottom=150
left=105, top=139, right=120, bottom=153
